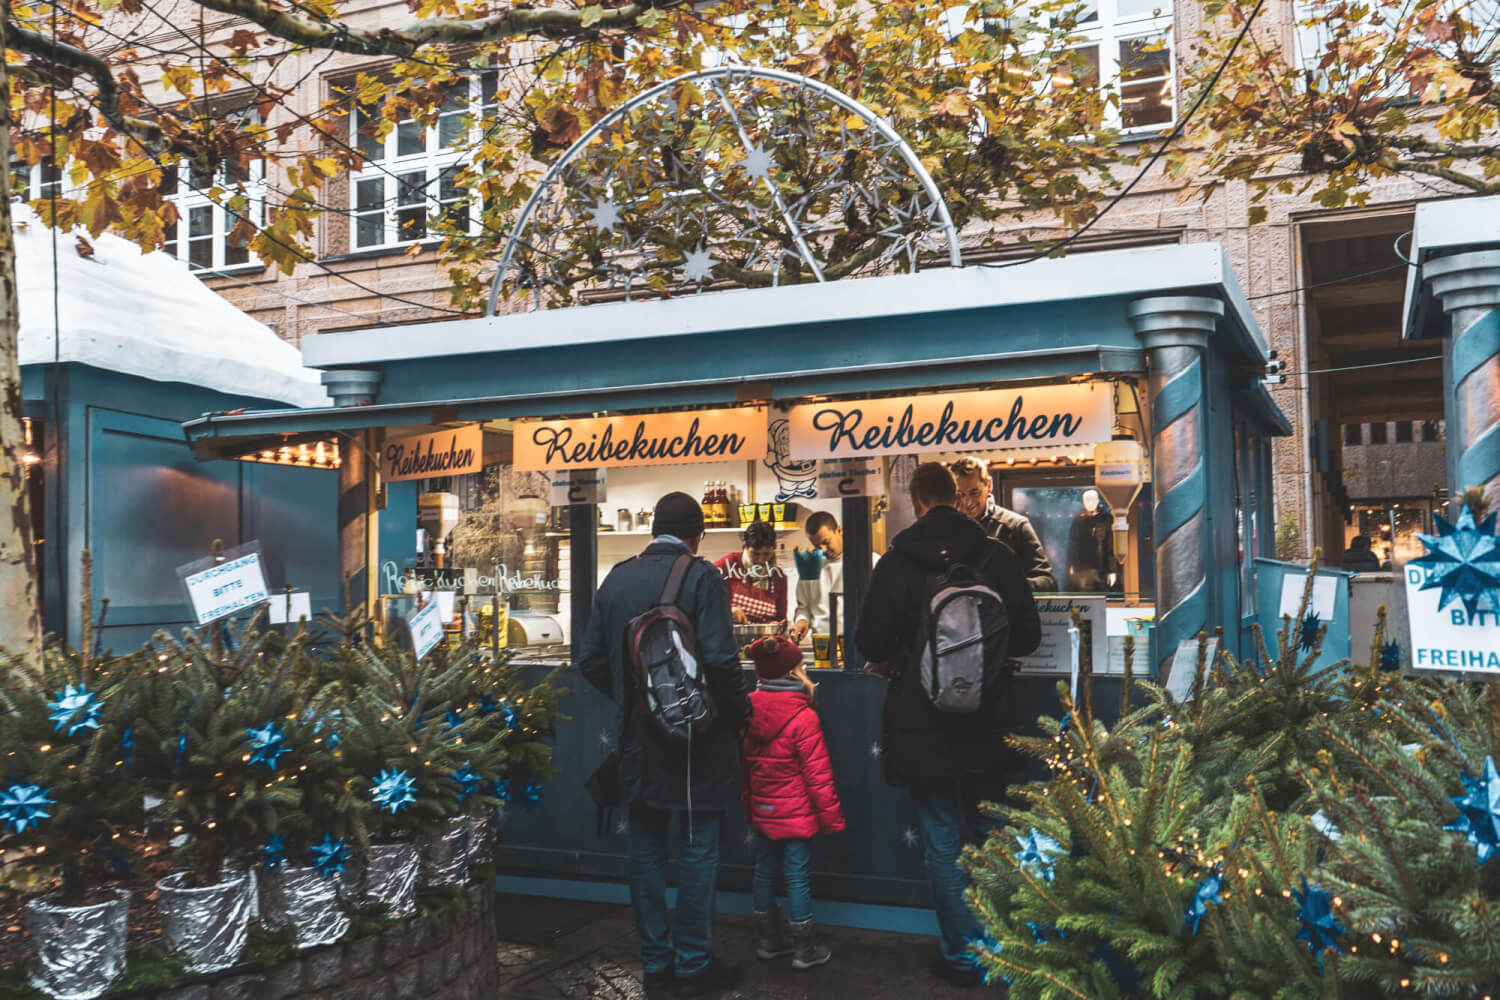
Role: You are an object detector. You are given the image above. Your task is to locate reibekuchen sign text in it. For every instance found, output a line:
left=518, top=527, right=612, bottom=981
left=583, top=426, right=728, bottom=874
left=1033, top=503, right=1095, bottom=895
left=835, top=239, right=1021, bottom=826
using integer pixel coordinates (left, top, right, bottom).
left=382, top=425, right=482, bottom=482
left=515, top=406, right=768, bottom=471
left=788, top=384, right=1110, bottom=460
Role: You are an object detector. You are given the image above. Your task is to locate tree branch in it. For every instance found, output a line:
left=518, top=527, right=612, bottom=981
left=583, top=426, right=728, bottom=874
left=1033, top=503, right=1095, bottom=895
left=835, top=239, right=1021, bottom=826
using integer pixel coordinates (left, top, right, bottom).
left=8, top=23, right=165, bottom=152
left=189, top=0, right=646, bottom=59
left=1392, top=157, right=1500, bottom=194
left=1384, top=132, right=1500, bottom=160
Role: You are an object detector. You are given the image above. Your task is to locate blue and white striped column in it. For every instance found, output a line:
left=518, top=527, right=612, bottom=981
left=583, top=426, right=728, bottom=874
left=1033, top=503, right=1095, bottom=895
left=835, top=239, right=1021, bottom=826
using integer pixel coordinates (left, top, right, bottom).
left=1128, top=296, right=1224, bottom=678
left=1425, top=252, right=1500, bottom=505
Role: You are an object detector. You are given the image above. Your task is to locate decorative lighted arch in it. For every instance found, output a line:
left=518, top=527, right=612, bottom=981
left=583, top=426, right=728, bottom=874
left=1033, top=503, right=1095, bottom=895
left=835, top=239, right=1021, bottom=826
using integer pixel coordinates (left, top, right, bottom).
left=487, top=65, right=962, bottom=315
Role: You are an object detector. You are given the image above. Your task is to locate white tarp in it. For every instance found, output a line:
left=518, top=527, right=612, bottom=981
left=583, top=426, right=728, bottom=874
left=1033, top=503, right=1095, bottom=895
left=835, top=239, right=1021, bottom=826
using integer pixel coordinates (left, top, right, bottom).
left=14, top=205, right=329, bottom=407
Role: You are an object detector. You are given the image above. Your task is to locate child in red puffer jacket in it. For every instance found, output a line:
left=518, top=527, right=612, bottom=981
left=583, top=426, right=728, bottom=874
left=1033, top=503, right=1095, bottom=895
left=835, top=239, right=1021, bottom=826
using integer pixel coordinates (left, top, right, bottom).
left=742, top=635, right=845, bottom=971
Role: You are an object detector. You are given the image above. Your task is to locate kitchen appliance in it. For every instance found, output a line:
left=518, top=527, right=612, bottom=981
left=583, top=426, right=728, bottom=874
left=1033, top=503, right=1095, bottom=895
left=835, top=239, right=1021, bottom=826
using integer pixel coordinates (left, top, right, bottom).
left=508, top=612, right=566, bottom=647
left=418, top=493, right=460, bottom=569
left=636, top=508, right=652, bottom=530
left=617, top=508, right=634, bottom=532
left=733, top=622, right=786, bottom=646
left=1093, top=436, right=1147, bottom=565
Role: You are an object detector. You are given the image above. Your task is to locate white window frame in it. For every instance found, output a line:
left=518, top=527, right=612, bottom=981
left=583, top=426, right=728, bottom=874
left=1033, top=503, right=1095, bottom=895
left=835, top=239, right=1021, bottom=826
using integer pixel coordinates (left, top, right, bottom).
left=348, top=73, right=496, bottom=252
left=165, top=157, right=267, bottom=273
left=1294, top=0, right=1499, bottom=96
left=10, top=159, right=64, bottom=203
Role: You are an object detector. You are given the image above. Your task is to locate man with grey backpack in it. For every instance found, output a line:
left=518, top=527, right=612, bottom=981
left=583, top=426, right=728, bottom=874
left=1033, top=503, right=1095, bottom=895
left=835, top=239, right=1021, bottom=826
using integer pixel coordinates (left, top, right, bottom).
left=578, top=492, right=754, bottom=998
left=855, top=462, right=1041, bottom=988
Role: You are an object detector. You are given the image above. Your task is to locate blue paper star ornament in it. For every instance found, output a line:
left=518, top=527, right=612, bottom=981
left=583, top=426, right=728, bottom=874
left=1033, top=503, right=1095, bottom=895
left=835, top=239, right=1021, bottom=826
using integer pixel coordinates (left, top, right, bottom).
left=371, top=767, right=418, bottom=814
left=1292, top=877, right=1345, bottom=965
left=1412, top=506, right=1500, bottom=617
left=263, top=833, right=287, bottom=870
left=1015, top=828, right=1064, bottom=882
left=309, top=833, right=349, bottom=879
left=46, top=684, right=102, bottom=737
left=0, top=783, right=53, bottom=833
left=454, top=764, right=483, bottom=804
left=1445, top=755, right=1500, bottom=864
left=245, top=721, right=289, bottom=770
left=1183, top=870, right=1224, bottom=934
left=1298, top=612, right=1323, bottom=652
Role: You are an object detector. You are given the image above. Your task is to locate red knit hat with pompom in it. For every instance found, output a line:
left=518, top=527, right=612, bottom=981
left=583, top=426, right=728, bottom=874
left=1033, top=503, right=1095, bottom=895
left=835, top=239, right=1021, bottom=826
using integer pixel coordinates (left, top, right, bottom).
left=746, top=635, right=803, bottom=680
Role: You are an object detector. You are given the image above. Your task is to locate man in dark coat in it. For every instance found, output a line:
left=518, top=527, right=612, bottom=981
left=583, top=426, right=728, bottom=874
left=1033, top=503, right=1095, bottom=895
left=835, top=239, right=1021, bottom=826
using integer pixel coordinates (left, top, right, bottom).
left=578, top=492, right=753, bottom=998
left=856, top=463, right=1042, bottom=988
left=949, top=455, right=1057, bottom=592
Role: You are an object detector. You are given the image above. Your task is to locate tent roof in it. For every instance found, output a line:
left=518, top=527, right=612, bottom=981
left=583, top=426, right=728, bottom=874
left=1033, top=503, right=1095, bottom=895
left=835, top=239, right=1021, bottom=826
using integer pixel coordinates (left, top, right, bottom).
left=15, top=206, right=329, bottom=408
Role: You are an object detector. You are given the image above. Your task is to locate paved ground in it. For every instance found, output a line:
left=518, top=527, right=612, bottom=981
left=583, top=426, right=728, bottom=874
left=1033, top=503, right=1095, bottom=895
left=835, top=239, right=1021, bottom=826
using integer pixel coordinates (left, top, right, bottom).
left=494, top=894, right=989, bottom=999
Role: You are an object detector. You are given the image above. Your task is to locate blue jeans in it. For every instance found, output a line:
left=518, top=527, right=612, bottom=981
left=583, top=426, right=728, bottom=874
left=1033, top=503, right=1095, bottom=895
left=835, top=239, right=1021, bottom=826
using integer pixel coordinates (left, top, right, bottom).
left=751, top=835, right=814, bottom=923
left=626, top=808, right=723, bottom=978
left=911, top=780, right=988, bottom=970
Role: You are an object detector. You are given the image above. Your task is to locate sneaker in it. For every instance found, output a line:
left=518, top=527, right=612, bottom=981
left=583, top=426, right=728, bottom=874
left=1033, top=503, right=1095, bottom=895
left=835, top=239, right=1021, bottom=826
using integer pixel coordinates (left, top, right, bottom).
left=644, top=968, right=675, bottom=997
left=928, top=950, right=982, bottom=988
left=789, top=918, right=832, bottom=970
left=672, top=957, right=745, bottom=997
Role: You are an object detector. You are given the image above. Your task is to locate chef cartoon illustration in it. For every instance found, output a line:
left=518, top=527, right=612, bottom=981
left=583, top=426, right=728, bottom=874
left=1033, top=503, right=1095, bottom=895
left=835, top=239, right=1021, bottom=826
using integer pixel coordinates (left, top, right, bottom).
left=765, top=418, right=817, bottom=501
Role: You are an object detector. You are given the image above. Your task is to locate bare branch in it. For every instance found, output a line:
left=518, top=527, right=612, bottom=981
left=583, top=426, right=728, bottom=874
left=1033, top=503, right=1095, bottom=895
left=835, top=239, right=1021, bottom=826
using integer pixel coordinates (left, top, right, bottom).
left=189, top=0, right=646, bottom=59
left=1385, top=133, right=1500, bottom=161
left=8, top=23, right=165, bottom=152
left=1392, top=157, right=1500, bottom=193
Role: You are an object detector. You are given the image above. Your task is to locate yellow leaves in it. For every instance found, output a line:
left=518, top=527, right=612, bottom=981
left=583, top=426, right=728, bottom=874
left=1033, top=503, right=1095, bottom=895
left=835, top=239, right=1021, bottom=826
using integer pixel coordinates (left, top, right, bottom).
left=930, top=90, right=972, bottom=119
left=579, top=4, right=605, bottom=27
left=161, top=65, right=199, bottom=98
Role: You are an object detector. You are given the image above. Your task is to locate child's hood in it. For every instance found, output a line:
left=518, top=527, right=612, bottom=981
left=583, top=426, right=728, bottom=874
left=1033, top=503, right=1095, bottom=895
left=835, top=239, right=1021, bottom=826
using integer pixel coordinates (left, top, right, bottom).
left=747, top=689, right=812, bottom=744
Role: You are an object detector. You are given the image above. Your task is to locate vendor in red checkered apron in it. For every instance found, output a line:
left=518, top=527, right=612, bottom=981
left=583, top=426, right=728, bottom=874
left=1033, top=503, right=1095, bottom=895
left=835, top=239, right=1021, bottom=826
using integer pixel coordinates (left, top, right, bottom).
left=715, top=520, right=788, bottom=626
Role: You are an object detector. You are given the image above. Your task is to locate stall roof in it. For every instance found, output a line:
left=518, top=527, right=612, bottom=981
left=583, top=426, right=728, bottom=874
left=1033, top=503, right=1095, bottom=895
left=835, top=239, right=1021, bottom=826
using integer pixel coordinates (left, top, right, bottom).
left=301, top=241, right=1270, bottom=370
left=1403, top=194, right=1500, bottom=341
left=15, top=206, right=330, bottom=408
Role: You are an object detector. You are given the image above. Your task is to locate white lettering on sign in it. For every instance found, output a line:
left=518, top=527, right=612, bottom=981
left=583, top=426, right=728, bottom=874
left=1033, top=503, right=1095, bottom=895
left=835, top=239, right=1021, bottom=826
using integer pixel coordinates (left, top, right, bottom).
left=1405, top=566, right=1500, bottom=673
left=183, top=554, right=270, bottom=625
left=814, top=459, right=885, bottom=499
left=382, top=426, right=482, bottom=483
left=407, top=601, right=446, bottom=661
left=515, top=407, right=768, bottom=471
left=788, top=384, right=1110, bottom=460
left=550, top=469, right=607, bottom=506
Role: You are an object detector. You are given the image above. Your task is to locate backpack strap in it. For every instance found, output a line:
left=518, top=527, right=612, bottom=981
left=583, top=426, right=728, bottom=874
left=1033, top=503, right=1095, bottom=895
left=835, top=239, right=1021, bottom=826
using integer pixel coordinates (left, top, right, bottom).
left=656, top=553, right=695, bottom=608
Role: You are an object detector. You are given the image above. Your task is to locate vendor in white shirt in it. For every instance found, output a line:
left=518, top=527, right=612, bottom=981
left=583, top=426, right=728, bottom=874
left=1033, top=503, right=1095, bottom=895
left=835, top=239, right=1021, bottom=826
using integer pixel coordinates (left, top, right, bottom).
left=789, top=511, right=877, bottom=643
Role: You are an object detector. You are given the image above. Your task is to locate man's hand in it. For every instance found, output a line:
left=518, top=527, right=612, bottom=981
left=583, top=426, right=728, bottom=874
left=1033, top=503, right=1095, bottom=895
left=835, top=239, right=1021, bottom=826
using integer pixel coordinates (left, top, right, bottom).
left=865, top=661, right=890, bottom=679
left=732, top=607, right=749, bottom=625
left=790, top=619, right=810, bottom=643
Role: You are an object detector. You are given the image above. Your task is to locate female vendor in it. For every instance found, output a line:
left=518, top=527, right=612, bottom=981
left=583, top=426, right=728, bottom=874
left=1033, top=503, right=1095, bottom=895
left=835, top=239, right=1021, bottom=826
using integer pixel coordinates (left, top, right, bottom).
left=715, top=520, right=788, bottom=625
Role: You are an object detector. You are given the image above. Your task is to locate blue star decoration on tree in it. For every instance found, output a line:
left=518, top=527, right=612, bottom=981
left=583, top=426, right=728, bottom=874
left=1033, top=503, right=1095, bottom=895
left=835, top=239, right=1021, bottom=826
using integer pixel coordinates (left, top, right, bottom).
left=310, top=709, right=342, bottom=748
left=1444, top=755, right=1500, bottom=864
left=1015, top=828, right=1064, bottom=882
left=445, top=709, right=464, bottom=735
left=371, top=768, right=418, bottom=813
left=1298, top=612, right=1323, bottom=652
left=1183, top=867, right=1224, bottom=934
left=1379, top=640, right=1402, bottom=672
left=263, top=833, right=287, bottom=871
left=1411, top=505, right=1500, bottom=617
left=1292, top=876, right=1345, bottom=968
left=477, top=693, right=499, bottom=716
left=120, top=723, right=134, bottom=764
left=0, top=783, right=53, bottom=834
left=518, top=781, right=543, bottom=811
left=245, top=721, right=289, bottom=770
left=454, top=764, right=483, bottom=803
left=309, top=833, right=349, bottom=879
left=493, top=777, right=512, bottom=803
left=965, top=935, right=1010, bottom=987
left=46, top=684, right=102, bottom=737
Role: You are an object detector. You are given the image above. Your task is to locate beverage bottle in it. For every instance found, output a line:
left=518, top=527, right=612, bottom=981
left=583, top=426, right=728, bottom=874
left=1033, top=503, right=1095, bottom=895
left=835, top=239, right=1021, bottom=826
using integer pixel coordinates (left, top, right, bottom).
left=701, top=481, right=713, bottom=524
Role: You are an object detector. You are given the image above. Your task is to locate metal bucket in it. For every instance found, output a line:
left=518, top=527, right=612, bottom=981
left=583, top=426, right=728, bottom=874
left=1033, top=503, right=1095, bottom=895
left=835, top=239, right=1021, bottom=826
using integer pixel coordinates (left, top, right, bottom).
left=25, top=888, right=130, bottom=1000
left=157, top=870, right=254, bottom=973
left=422, top=819, right=470, bottom=886
left=259, top=864, right=350, bottom=948
left=362, top=842, right=421, bottom=918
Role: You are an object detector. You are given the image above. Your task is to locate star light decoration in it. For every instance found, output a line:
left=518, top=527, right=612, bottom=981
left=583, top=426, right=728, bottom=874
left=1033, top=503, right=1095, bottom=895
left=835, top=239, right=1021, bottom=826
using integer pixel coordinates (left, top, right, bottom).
left=1292, top=877, right=1345, bottom=968
left=1444, top=755, right=1500, bottom=864
left=1183, top=868, right=1224, bottom=934
left=0, top=783, right=53, bottom=834
left=1411, top=506, right=1500, bottom=617
left=245, top=721, right=289, bottom=770
left=310, top=833, right=350, bottom=879
left=869, top=741, right=883, bottom=759
left=47, top=684, right=102, bottom=737
left=371, top=768, right=418, bottom=814
left=492, top=68, right=958, bottom=312
left=902, top=827, right=919, bottom=848
left=1015, top=828, right=1064, bottom=883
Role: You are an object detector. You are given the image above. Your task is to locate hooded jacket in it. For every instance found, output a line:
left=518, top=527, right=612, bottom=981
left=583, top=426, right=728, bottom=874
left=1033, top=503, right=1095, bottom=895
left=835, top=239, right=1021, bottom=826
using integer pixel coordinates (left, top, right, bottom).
left=741, top=683, right=845, bottom=840
left=578, top=539, right=753, bottom=812
left=855, top=505, right=1042, bottom=785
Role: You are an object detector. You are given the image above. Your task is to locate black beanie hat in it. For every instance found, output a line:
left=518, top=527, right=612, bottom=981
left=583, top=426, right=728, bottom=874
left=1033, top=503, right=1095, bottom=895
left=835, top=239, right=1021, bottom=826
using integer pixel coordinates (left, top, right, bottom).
left=652, top=491, right=705, bottom=539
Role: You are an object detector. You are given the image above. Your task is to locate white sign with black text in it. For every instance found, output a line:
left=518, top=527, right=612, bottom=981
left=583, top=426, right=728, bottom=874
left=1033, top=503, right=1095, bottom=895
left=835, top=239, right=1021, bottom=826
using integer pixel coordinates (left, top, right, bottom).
left=814, top=459, right=885, bottom=499
left=407, top=601, right=446, bottom=661
left=550, top=468, right=607, bottom=506
left=182, top=554, right=270, bottom=625
left=1016, top=597, right=1108, bottom=675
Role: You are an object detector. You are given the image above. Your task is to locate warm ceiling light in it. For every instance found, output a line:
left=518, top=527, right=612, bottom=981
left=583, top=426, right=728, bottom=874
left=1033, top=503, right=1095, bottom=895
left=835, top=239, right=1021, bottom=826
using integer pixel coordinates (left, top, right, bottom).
left=21, top=453, right=40, bottom=465
left=238, top=438, right=341, bottom=469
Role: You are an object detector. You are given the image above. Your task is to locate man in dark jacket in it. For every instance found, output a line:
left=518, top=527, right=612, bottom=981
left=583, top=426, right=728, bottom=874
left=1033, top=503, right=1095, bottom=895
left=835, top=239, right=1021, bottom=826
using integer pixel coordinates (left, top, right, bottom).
left=950, top=455, right=1057, bottom=592
left=856, top=463, right=1042, bottom=988
left=578, top=492, right=753, bottom=998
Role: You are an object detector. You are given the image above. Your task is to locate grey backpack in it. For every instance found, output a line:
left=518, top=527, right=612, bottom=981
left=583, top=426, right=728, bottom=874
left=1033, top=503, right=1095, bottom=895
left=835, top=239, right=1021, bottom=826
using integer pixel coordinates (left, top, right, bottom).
left=916, top=551, right=1011, bottom=713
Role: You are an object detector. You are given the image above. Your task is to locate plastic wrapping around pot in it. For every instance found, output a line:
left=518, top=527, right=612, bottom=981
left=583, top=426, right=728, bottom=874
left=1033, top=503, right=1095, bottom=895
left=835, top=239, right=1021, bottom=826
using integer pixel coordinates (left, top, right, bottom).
left=25, top=888, right=130, bottom=1000
left=259, top=865, right=351, bottom=948
left=362, top=841, right=421, bottom=918
left=220, top=861, right=260, bottom=925
left=157, top=870, right=254, bottom=974
left=466, top=811, right=496, bottom=867
left=423, top=820, right=470, bottom=886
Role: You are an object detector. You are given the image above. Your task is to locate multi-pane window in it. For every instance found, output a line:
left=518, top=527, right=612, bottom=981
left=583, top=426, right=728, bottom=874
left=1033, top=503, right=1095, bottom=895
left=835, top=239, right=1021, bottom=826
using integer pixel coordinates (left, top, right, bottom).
left=1057, top=0, right=1174, bottom=131
left=161, top=111, right=266, bottom=272
left=10, top=159, right=63, bottom=203
left=350, top=73, right=497, bottom=251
